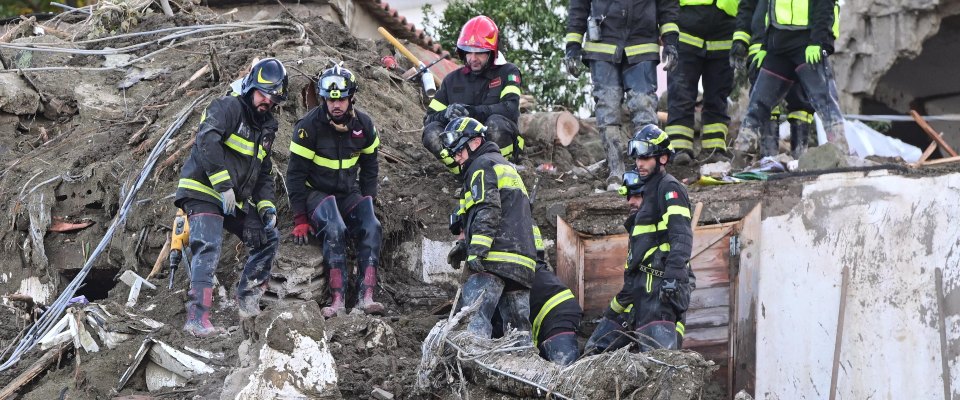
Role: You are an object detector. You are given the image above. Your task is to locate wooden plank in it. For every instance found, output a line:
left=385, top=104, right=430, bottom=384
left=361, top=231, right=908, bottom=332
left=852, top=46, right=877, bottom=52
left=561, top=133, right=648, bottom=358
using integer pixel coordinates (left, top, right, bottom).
left=0, top=343, right=71, bottom=400
left=910, top=110, right=958, bottom=157
left=829, top=266, right=850, bottom=400
left=690, top=245, right=731, bottom=288
left=555, top=217, right=584, bottom=309
left=686, top=305, right=730, bottom=329
left=691, top=202, right=703, bottom=229
left=922, top=155, right=960, bottom=166
left=684, top=325, right=727, bottom=347
left=732, top=204, right=762, bottom=397
left=582, top=234, right=628, bottom=281
left=687, top=341, right=729, bottom=363
left=917, top=141, right=938, bottom=165
left=690, top=286, right=731, bottom=309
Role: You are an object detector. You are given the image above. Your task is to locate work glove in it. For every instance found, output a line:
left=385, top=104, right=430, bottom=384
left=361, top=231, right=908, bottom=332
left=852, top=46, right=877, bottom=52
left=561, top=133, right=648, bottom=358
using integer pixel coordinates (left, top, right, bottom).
left=661, top=44, right=678, bottom=72
left=805, top=45, right=823, bottom=64
left=750, top=49, right=767, bottom=71
left=260, top=207, right=277, bottom=231
left=659, top=278, right=679, bottom=303
left=292, top=223, right=313, bottom=245
left=564, top=44, right=583, bottom=78
left=448, top=212, right=463, bottom=235
left=443, top=103, right=470, bottom=122
left=465, top=257, right=485, bottom=273
left=220, top=188, right=237, bottom=215
left=730, top=40, right=748, bottom=71
left=447, top=240, right=467, bottom=269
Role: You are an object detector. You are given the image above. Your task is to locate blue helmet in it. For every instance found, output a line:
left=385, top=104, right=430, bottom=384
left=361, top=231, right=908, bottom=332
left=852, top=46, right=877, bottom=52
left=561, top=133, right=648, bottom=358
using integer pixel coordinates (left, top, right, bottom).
left=440, top=117, right=486, bottom=155
left=317, top=62, right=359, bottom=100
left=627, top=124, right=675, bottom=160
left=617, top=169, right=645, bottom=197
left=241, top=58, right=288, bottom=103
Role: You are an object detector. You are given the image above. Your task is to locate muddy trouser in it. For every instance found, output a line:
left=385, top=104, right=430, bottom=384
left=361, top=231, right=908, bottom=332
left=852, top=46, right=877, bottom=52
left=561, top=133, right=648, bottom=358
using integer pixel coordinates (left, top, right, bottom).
left=629, top=270, right=691, bottom=351
left=749, top=63, right=815, bottom=157
left=585, top=268, right=636, bottom=353
left=341, top=196, right=383, bottom=301
left=539, top=332, right=579, bottom=366
left=665, top=45, right=733, bottom=154
left=309, top=195, right=382, bottom=284
left=181, top=198, right=279, bottom=297
left=422, top=115, right=522, bottom=174
left=737, top=51, right=844, bottom=156
left=460, top=272, right=507, bottom=338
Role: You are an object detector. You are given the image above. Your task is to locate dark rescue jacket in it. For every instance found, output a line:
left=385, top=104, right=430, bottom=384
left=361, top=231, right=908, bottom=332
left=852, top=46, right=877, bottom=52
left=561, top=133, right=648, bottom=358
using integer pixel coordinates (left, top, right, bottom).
left=286, top=106, right=379, bottom=217
left=176, top=95, right=277, bottom=214
left=626, top=170, right=693, bottom=279
left=677, top=0, right=738, bottom=59
left=424, top=63, right=523, bottom=129
left=531, top=264, right=582, bottom=346
left=462, top=141, right=537, bottom=288
left=565, top=0, right=680, bottom=63
left=735, top=0, right=839, bottom=55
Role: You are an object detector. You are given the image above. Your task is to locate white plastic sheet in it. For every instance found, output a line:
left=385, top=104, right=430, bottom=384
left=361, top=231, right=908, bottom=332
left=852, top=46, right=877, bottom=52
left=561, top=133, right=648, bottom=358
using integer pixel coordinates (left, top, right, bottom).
left=778, top=117, right=922, bottom=162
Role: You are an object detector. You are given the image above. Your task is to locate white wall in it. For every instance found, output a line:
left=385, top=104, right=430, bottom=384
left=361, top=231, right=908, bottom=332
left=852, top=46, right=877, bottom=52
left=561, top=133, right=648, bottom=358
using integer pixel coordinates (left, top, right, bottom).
left=756, top=171, right=960, bottom=399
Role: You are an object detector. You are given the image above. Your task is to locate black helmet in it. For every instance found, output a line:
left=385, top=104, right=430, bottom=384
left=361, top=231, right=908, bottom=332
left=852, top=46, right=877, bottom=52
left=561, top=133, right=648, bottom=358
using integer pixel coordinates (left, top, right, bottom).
left=317, top=62, right=359, bottom=100
left=627, top=124, right=674, bottom=160
left=617, top=170, right=645, bottom=197
left=241, top=58, right=289, bottom=104
left=440, top=117, right=486, bottom=155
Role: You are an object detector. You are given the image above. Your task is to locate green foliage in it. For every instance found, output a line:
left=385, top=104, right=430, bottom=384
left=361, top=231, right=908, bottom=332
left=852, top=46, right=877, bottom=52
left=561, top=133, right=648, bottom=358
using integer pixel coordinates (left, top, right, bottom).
left=0, top=0, right=91, bottom=18
left=422, top=0, right=589, bottom=112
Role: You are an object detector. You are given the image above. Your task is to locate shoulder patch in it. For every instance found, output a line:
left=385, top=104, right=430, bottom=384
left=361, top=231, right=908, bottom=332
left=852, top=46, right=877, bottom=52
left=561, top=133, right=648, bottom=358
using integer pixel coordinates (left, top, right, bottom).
left=507, top=74, right=520, bottom=84
left=488, top=77, right=502, bottom=88
left=297, top=128, right=307, bottom=139
left=665, top=191, right=679, bottom=201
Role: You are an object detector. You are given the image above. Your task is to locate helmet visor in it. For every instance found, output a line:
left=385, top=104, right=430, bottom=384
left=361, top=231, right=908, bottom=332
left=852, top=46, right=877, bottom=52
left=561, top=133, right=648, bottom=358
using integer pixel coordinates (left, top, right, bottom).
left=440, top=130, right=461, bottom=150
left=319, top=75, right=350, bottom=99
left=622, top=170, right=641, bottom=188
left=627, top=139, right=658, bottom=159
left=257, top=88, right=286, bottom=105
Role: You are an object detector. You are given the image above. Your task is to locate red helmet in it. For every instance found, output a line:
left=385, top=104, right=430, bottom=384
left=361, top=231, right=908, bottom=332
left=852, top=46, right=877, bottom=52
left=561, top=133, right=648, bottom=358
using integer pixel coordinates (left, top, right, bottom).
left=457, top=16, right=499, bottom=57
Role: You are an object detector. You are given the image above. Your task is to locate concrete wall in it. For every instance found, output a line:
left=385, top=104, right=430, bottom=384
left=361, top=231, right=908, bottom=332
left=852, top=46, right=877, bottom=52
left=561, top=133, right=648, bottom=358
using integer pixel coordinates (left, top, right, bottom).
left=756, top=171, right=960, bottom=399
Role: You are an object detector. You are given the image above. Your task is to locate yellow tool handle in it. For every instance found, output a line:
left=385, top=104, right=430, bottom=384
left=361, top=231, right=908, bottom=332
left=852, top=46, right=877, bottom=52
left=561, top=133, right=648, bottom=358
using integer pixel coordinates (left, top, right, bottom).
left=378, top=27, right=423, bottom=67
left=170, top=208, right=190, bottom=251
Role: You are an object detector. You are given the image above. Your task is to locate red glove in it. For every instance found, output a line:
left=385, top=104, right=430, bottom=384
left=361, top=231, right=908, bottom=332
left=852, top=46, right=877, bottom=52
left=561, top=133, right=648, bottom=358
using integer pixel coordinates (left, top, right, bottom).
left=292, top=214, right=314, bottom=245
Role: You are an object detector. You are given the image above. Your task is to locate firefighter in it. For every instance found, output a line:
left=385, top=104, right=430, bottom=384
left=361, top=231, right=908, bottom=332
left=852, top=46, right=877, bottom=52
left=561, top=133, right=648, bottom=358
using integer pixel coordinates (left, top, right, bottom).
left=564, top=0, right=679, bottom=190
left=442, top=116, right=537, bottom=339
left=423, top=16, right=524, bottom=176
left=175, top=58, right=287, bottom=337
left=731, top=0, right=844, bottom=161
left=530, top=263, right=582, bottom=366
left=584, top=169, right=645, bottom=355
left=625, top=124, right=693, bottom=351
left=287, top=63, right=384, bottom=318
left=664, top=0, right=739, bottom=165
left=730, top=0, right=818, bottom=159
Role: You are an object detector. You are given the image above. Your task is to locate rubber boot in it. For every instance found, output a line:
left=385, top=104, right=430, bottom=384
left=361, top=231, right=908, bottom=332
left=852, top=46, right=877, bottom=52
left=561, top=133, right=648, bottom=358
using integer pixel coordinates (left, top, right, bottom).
left=184, top=287, right=221, bottom=337
left=584, top=316, right=632, bottom=355
left=673, top=150, right=694, bottom=166
left=498, top=289, right=532, bottom=346
left=789, top=119, right=811, bottom=159
left=600, top=126, right=625, bottom=191
left=321, top=265, right=347, bottom=318
left=540, top=332, right=580, bottom=366
left=635, top=320, right=680, bottom=352
left=237, top=282, right=266, bottom=319
left=734, top=69, right=794, bottom=162
left=795, top=62, right=848, bottom=154
left=460, top=272, right=505, bottom=338
left=356, top=264, right=385, bottom=315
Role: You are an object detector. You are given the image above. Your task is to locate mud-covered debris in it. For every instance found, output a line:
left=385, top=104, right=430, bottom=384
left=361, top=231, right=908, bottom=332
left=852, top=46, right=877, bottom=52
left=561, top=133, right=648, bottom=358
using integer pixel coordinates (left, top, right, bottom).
left=116, top=337, right=215, bottom=392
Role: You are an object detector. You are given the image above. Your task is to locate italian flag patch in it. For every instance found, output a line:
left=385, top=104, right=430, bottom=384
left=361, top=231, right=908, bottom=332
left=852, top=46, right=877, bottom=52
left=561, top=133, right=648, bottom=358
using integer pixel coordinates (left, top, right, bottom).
left=508, top=74, right=520, bottom=84
left=665, top=191, right=679, bottom=200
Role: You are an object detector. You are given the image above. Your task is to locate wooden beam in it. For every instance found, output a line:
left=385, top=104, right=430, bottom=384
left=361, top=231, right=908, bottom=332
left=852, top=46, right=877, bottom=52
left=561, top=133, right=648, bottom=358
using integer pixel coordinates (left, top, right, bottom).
left=910, top=110, right=958, bottom=157
left=829, top=266, right=850, bottom=400
left=922, top=155, right=960, bottom=166
left=0, top=343, right=71, bottom=399
left=690, top=202, right=703, bottom=230
left=917, top=142, right=938, bottom=165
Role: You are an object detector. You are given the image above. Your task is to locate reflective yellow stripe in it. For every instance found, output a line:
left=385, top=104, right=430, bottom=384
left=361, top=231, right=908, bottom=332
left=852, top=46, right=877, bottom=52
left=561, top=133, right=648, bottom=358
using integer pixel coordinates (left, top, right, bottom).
left=702, top=123, right=728, bottom=134
left=583, top=41, right=616, bottom=54
left=493, top=164, right=528, bottom=195
left=665, top=205, right=691, bottom=218
left=360, top=135, right=380, bottom=155
left=208, top=170, right=231, bottom=185
left=500, top=85, right=521, bottom=98
left=624, top=43, right=659, bottom=56
left=225, top=134, right=257, bottom=157
left=533, top=289, right=575, bottom=346
left=679, top=32, right=704, bottom=48
left=429, top=98, right=447, bottom=112
left=257, top=148, right=267, bottom=160
left=706, top=40, right=733, bottom=51
left=642, top=242, right=672, bottom=264
left=672, top=138, right=694, bottom=150
left=788, top=111, right=814, bottom=123
left=665, top=125, right=694, bottom=139
left=565, top=32, right=584, bottom=44
left=702, top=138, right=728, bottom=149
left=471, top=234, right=493, bottom=248
left=632, top=224, right=657, bottom=236
left=610, top=297, right=627, bottom=314
left=179, top=178, right=222, bottom=202
left=732, top=31, right=751, bottom=44
left=257, top=200, right=275, bottom=212
left=499, top=135, right=524, bottom=157
left=676, top=321, right=686, bottom=337
left=290, top=141, right=316, bottom=160
left=313, top=155, right=359, bottom=170
left=748, top=43, right=762, bottom=55
left=532, top=226, right=544, bottom=252
left=468, top=169, right=486, bottom=207
left=485, top=251, right=536, bottom=270
left=660, top=23, right=679, bottom=35
left=646, top=272, right=653, bottom=293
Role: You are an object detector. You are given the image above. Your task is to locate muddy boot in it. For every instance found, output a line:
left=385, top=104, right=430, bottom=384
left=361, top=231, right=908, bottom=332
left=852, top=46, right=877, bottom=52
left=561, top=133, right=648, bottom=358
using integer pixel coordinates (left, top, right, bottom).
left=461, top=272, right=505, bottom=338
left=498, top=289, right=532, bottom=346
left=635, top=320, right=680, bottom=352
left=700, top=148, right=730, bottom=164
left=673, top=149, right=694, bottom=166
left=540, top=332, right=580, bottom=366
left=736, top=69, right=794, bottom=162
left=184, top=287, right=221, bottom=337
left=599, top=126, right=625, bottom=191
left=795, top=62, right=847, bottom=154
left=237, top=283, right=266, bottom=319
left=356, top=263, right=385, bottom=315
left=789, top=119, right=811, bottom=159
left=585, top=315, right=632, bottom=355
left=322, top=265, right=347, bottom=318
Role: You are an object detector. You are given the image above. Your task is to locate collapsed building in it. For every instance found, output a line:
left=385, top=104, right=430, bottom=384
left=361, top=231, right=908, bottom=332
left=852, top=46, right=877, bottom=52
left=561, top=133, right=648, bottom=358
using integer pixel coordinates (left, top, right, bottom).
left=0, top=0, right=956, bottom=399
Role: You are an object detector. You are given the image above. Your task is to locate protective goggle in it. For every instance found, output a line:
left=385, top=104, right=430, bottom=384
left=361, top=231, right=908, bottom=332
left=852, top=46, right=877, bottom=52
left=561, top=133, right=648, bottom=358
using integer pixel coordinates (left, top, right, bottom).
left=626, top=139, right=658, bottom=159
left=617, top=170, right=643, bottom=196
left=440, top=130, right=468, bottom=152
left=257, top=88, right=286, bottom=105
left=319, top=75, right=350, bottom=99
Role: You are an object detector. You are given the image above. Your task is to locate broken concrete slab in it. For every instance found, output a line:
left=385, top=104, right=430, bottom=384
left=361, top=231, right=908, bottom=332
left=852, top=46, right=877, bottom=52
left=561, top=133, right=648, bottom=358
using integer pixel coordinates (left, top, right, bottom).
left=0, top=73, right=40, bottom=115
left=798, top=143, right=849, bottom=171
left=221, top=300, right=341, bottom=399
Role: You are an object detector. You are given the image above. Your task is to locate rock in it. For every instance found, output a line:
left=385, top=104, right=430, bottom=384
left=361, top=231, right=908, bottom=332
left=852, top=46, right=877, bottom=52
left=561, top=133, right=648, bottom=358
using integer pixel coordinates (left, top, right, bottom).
left=0, top=74, right=40, bottom=115
left=371, top=387, right=394, bottom=400
left=221, top=301, right=342, bottom=399
left=798, top=143, right=849, bottom=171
left=699, top=160, right=732, bottom=177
